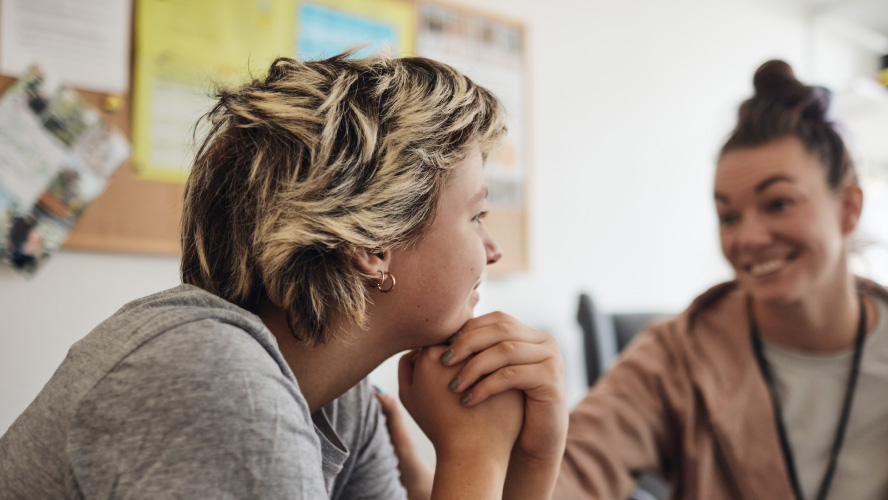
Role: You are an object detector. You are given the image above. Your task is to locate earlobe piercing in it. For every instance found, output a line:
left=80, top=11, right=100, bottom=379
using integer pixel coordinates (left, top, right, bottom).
left=372, top=270, right=396, bottom=293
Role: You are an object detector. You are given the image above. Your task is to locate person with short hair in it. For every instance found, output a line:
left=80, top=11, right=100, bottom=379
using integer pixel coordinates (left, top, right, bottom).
left=0, top=53, right=568, bottom=500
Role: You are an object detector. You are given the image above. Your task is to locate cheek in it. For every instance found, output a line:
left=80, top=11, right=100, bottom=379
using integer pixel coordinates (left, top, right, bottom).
left=471, top=232, right=489, bottom=272
left=718, top=230, right=735, bottom=261
left=793, top=208, right=842, bottom=254
left=808, top=226, right=845, bottom=264
left=451, top=229, right=486, bottom=266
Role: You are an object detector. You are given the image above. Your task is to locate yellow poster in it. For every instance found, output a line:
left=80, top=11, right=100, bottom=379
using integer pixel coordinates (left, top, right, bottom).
left=133, top=0, right=295, bottom=182
left=133, top=0, right=414, bottom=183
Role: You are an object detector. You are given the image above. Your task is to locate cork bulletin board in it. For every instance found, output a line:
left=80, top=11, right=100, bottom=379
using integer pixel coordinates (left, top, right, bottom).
left=0, top=2, right=184, bottom=255
left=415, top=1, right=530, bottom=274
left=0, top=0, right=529, bottom=274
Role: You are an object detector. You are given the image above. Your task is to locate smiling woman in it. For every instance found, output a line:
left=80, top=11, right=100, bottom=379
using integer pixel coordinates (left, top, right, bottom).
left=715, top=137, right=861, bottom=314
left=384, top=151, right=502, bottom=343
left=554, top=60, right=888, bottom=500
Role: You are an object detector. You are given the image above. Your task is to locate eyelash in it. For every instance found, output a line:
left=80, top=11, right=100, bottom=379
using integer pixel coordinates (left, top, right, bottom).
left=766, top=198, right=793, bottom=212
left=717, top=198, right=795, bottom=227
left=718, top=213, right=739, bottom=227
left=473, top=210, right=489, bottom=223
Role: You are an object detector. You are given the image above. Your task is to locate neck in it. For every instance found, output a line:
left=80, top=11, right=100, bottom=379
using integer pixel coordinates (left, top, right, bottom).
left=256, top=304, right=398, bottom=413
left=752, top=275, right=873, bottom=353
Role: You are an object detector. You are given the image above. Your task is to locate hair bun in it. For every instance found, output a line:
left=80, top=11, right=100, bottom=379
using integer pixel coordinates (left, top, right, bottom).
left=753, top=59, right=798, bottom=96
left=722, top=59, right=852, bottom=190
left=753, top=59, right=831, bottom=120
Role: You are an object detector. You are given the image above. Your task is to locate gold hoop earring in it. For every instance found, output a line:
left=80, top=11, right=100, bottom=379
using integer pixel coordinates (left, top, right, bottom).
left=373, top=270, right=396, bottom=293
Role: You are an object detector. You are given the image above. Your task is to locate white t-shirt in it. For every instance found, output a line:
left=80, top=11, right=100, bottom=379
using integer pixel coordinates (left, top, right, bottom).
left=764, top=297, right=888, bottom=500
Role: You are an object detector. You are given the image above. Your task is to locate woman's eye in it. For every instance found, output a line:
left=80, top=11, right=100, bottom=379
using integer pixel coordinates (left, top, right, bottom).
left=718, top=213, right=739, bottom=227
left=472, top=210, right=489, bottom=223
left=765, top=198, right=793, bottom=212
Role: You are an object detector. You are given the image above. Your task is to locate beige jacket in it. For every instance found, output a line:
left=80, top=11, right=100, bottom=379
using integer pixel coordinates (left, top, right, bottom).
left=554, top=279, right=888, bottom=500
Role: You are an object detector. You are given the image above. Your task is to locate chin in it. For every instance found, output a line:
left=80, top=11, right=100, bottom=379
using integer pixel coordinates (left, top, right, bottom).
left=741, top=277, right=804, bottom=306
left=440, top=309, right=474, bottom=339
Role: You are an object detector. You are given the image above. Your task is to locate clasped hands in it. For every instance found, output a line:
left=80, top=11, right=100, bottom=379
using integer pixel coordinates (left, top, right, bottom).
left=380, top=312, right=568, bottom=500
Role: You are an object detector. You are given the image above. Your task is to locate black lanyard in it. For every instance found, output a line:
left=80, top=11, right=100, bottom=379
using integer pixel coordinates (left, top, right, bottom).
left=749, top=296, right=866, bottom=500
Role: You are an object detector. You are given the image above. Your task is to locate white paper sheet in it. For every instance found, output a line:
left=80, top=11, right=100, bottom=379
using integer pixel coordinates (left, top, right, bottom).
left=0, top=68, right=131, bottom=275
left=0, top=0, right=131, bottom=93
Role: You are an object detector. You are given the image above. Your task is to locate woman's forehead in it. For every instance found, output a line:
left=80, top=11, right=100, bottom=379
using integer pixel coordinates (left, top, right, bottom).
left=715, top=139, right=821, bottom=189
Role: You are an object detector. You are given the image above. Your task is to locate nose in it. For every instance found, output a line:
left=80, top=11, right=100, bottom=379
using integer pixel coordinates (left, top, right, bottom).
left=731, top=213, right=773, bottom=251
left=483, top=225, right=503, bottom=265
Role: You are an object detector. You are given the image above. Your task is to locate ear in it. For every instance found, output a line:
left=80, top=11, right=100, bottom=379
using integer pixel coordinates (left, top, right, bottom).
left=839, top=184, right=863, bottom=235
left=353, top=247, right=390, bottom=276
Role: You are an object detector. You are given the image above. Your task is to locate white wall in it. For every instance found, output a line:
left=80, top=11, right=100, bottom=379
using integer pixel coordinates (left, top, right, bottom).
left=0, top=252, right=181, bottom=431
left=1, top=0, right=882, bottom=452
left=478, top=0, right=808, bottom=405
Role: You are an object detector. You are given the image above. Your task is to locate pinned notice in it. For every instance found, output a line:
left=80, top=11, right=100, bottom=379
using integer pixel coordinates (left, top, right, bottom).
left=0, top=68, right=131, bottom=275
left=0, top=0, right=131, bottom=94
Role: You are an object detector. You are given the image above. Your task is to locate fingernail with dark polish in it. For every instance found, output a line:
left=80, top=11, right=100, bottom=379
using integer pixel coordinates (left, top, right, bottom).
left=448, top=331, right=461, bottom=344
left=440, top=349, right=454, bottom=364
left=449, top=376, right=460, bottom=391
left=461, top=393, right=472, bottom=405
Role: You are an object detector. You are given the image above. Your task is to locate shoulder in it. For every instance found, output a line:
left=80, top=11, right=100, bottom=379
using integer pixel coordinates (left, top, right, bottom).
left=73, top=285, right=311, bottom=459
left=129, top=315, right=287, bottom=375
left=858, top=276, right=888, bottom=304
left=603, top=282, right=749, bottom=391
left=72, top=283, right=296, bottom=408
left=78, top=314, right=304, bottom=427
left=69, top=307, right=323, bottom=498
left=641, top=281, right=746, bottom=345
left=683, top=281, right=743, bottom=332
left=85, top=284, right=290, bottom=386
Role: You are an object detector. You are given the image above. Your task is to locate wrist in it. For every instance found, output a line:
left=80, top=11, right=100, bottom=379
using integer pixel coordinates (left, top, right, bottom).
left=510, top=443, right=564, bottom=467
left=436, top=440, right=512, bottom=470
left=432, top=450, right=509, bottom=500
left=502, top=449, right=562, bottom=500
left=438, top=443, right=512, bottom=471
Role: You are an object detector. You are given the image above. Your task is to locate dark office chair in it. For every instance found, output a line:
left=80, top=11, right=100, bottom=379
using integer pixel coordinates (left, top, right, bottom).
left=576, top=293, right=670, bottom=500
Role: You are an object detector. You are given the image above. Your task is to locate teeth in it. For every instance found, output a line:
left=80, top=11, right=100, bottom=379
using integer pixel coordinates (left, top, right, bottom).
left=749, top=258, right=786, bottom=277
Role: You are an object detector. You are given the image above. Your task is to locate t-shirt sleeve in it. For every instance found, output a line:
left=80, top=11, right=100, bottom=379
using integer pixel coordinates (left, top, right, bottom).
left=334, top=382, right=407, bottom=500
left=67, top=320, right=328, bottom=500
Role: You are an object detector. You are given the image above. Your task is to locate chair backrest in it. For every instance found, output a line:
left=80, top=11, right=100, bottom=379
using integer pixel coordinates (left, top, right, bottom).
left=577, top=293, right=602, bottom=387
left=576, top=293, right=666, bottom=385
left=576, top=293, right=672, bottom=500
left=613, top=313, right=663, bottom=352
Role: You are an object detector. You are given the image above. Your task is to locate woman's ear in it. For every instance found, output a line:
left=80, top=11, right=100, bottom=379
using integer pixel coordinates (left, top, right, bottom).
left=354, top=247, right=390, bottom=276
left=840, top=184, right=863, bottom=235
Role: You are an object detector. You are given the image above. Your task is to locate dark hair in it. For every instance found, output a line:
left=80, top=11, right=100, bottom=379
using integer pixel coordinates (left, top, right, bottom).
left=720, top=59, right=855, bottom=190
left=180, top=53, right=506, bottom=347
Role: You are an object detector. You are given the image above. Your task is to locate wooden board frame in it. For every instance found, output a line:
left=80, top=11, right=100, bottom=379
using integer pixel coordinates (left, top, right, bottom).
left=0, top=1, right=183, bottom=256
left=415, top=0, right=531, bottom=275
left=0, top=0, right=531, bottom=274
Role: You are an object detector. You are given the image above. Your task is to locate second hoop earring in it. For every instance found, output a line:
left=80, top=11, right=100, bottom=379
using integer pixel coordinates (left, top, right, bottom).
left=374, top=270, right=396, bottom=293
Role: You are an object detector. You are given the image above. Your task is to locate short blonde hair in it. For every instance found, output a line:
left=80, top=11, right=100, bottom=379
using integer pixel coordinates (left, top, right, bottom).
left=181, top=53, right=506, bottom=346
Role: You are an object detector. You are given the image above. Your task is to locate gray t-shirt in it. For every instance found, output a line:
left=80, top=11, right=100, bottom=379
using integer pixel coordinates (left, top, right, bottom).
left=0, top=284, right=406, bottom=500
left=764, top=297, right=888, bottom=500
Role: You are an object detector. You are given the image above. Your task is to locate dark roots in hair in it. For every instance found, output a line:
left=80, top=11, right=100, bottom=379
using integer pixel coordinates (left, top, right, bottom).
left=180, top=52, right=506, bottom=347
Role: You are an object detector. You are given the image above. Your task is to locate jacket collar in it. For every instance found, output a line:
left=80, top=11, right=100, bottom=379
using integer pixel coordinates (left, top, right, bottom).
left=680, top=277, right=888, bottom=499
left=682, top=281, right=793, bottom=499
